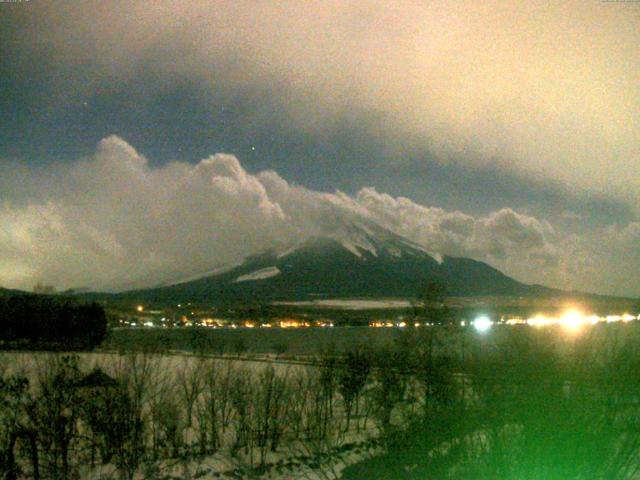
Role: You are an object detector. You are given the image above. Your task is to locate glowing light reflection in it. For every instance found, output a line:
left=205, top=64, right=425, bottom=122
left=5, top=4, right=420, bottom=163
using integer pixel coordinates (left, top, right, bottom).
left=473, top=316, right=492, bottom=333
left=496, top=311, right=640, bottom=331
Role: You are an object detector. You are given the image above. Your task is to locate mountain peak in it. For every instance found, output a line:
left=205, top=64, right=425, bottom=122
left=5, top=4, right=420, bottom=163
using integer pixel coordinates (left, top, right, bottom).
left=279, top=220, right=443, bottom=264
left=106, top=221, right=543, bottom=305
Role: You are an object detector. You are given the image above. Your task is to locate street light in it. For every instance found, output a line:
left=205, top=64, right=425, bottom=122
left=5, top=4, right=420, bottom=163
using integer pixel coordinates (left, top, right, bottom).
left=473, top=315, right=492, bottom=333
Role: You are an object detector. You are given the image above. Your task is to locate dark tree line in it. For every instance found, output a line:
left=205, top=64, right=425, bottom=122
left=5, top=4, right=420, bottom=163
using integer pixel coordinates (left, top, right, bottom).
left=0, top=295, right=107, bottom=350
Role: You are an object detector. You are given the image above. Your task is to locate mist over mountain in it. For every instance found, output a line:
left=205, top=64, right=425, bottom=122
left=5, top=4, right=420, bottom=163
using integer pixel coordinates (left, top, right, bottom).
left=104, top=221, right=554, bottom=305
left=1, top=137, right=637, bottom=298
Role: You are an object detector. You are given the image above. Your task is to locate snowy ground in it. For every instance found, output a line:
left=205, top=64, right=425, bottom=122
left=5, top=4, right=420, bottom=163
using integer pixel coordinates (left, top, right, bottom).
left=0, top=351, right=384, bottom=480
left=84, top=437, right=382, bottom=480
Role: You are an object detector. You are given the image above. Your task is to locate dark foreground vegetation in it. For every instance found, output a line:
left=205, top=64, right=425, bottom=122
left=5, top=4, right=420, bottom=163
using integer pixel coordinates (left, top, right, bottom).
left=2, top=323, right=640, bottom=478
left=0, top=350, right=378, bottom=479
left=0, top=295, right=107, bottom=350
left=344, top=323, right=640, bottom=480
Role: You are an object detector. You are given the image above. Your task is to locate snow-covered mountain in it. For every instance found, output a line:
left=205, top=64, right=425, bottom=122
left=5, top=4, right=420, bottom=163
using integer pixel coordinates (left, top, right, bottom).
left=111, top=221, right=551, bottom=304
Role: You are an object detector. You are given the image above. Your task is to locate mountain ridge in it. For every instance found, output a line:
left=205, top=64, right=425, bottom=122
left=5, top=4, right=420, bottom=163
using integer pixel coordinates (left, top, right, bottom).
left=8, top=221, right=630, bottom=305
left=96, top=224, right=560, bottom=304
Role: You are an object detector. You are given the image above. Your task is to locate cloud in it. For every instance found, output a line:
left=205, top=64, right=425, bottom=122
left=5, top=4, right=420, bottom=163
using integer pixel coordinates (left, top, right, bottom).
left=353, top=188, right=559, bottom=273
left=593, top=222, right=640, bottom=295
left=1, top=137, right=637, bottom=295
left=5, top=0, right=639, bottom=211
left=0, top=137, right=288, bottom=290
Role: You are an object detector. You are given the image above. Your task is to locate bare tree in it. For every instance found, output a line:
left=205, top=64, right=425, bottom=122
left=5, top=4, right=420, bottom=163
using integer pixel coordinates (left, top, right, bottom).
left=110, top=352, right=163, bottom=479
left=286, top=371, right=312, bottom=438
left=31, top=355, right=84, bottom=480
left=151, top=388, right=184, bottom=458
left=369, top=347, right=408, bottom=436
left=337, top=348, right=370, bottom=433
left=176, top=357, right=204, bottom=429
left=229, top=368, right=253, bottom=461
left=196, top=360, right=237, bottom=455
left=252, top=365, right=291, bottom=471
left=0, top=373, right=31, bottom=480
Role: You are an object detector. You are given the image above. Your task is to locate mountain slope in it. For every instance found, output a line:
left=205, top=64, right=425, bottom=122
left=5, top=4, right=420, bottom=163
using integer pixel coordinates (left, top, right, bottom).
left=0, top=286, right=28, bottom=297
left=108, top=223, right=552, bottom=304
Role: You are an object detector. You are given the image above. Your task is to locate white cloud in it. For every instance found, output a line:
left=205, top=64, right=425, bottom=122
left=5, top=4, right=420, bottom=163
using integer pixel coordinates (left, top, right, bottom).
left=0, top=137, right=637, bottom=296
left=0, top=137, right=289, bottom=290
left=353, top=188, right=560, bottom=278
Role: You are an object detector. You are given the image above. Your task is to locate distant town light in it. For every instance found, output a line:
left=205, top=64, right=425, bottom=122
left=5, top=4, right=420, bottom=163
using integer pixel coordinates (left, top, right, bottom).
left=560, top=309, right=584, bottom=333
left=136, top=305, right=144, bottom=312
left=473, top=316, right=492, bottom=333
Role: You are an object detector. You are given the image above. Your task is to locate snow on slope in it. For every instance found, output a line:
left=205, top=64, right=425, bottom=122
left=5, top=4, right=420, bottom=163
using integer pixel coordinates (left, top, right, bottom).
left=163, top=219, right=443, bottom=288
left=234, top=266, right=281, bottom=283
left=323, top=219, right=443, bottom=263
left=163, top=262, right=242, bottom=286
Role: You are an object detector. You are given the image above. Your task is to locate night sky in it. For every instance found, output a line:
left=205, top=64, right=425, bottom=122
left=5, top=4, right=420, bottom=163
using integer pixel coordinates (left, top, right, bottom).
left=0, top=1, right=638, bottom=295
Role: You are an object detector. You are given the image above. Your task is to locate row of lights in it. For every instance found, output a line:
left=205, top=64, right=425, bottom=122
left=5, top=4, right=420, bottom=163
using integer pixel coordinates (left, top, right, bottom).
left=370, top=311, right=639, bottom=334
left=472, top=310, right=640, bottom=333
left=133, top=305, right=637, bottom=335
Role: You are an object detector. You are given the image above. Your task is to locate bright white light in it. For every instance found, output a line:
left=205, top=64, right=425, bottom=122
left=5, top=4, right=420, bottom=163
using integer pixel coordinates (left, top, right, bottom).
left=586, top=315, right=600, bottom=325
left=473, top=316, right=492, bottom=333
left=517, top=310, right=636, bottom=329
left=527, top=314, right=553, bottom=327
left=560, top=309, right=584, bottom=333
